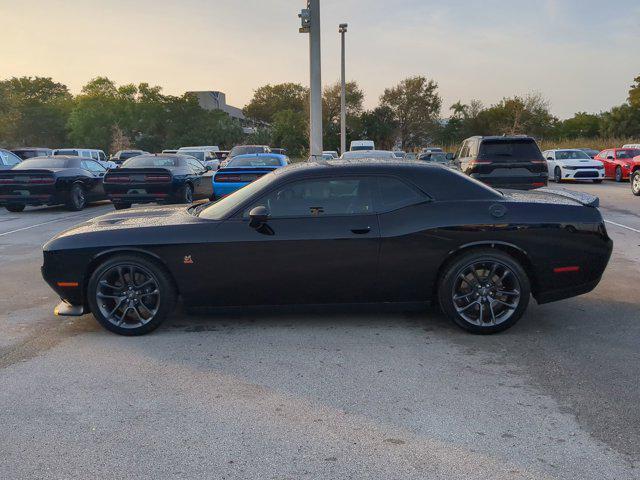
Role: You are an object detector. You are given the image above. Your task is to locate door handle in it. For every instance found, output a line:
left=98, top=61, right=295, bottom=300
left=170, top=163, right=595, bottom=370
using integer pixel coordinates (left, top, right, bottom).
left=351, top=227, right=371, bottom=235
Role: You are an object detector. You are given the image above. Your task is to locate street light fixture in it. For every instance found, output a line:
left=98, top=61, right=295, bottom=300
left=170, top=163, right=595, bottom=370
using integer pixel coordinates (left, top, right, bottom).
left=299, top=1, right=323, bottom=160
left=339, top=23, right=348, bottom=155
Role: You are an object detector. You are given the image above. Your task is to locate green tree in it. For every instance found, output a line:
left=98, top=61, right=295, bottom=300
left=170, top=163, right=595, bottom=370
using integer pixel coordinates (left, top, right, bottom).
left=474, top=93, right=557, bottom=138
left=0, top=76, right=72, bottom=147
left=243, top=83, right=308, bottom=123
left=600, top=104, right=640, bottom=137
left=629, top=75, right=640, bottom=109
left=380, top=76, right=442, bottom=149
left=322, top=81, right=364, bottom=151
left=358, top=106, right=398, bottom=150
left=271, top=109, right=308, bottom=158
left=556, top=112, right=601, bottom=138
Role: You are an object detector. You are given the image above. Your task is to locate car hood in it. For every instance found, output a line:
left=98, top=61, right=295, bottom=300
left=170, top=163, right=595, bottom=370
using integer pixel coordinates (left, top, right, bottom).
left=43, top=204, right=213, bottom=250
left=557, top=159, right=602, bottom=167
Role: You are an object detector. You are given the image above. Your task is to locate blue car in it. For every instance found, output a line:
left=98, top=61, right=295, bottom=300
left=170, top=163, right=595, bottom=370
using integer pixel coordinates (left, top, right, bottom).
left=212, top=153, right=288, bottom=198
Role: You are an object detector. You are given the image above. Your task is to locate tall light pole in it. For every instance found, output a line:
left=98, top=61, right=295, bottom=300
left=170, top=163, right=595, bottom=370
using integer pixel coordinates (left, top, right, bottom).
left=299, top=0, right=323, bottom=160
left=339, top=23, right=348, bottom=155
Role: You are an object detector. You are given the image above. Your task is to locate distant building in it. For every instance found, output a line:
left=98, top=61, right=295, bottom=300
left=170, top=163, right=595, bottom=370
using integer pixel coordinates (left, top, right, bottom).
left=188, top=90, right=261, bottom=134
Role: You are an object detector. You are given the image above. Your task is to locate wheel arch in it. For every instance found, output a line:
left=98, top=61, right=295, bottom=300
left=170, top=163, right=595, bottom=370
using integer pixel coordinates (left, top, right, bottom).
left=83, top=248, right=180, bottom=305
left=433, top=241, right=538, bottom=298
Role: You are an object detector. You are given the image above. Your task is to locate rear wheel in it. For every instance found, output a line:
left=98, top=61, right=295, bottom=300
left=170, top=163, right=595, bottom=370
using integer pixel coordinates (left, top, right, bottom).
left=178, top=184, right=193, bottom=204
left=114, top=203, right=131, bottom=210
left=632, top=172, right=640, bottom=196
left=554, top=167, right=562, bottom=183
left=615, top=166, right=623, bottom=182
left=5, top=204, right=25, bottom=213
left=438, top=249, right=531, bottom=334
left=87, top=254, right=177, bottom=335
left=66, top=183, right=87, bottom=211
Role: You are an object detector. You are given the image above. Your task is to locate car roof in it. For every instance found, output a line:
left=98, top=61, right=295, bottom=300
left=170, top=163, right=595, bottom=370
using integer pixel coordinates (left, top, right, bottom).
left=12, top=147, right=51, bottom=151
left=230, top=153, right=287, bottom=160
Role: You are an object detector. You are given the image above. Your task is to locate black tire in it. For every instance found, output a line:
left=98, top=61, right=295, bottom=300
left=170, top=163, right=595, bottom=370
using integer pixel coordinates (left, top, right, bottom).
left=632, top=172, right=640, bottom=196
left=87, top=254, right=177, bottom=336
left=438, top=249, right=531, bottom=334
left=615, top=166, right=623, bottom=182
left=593, top=179, right=603, bottom=184
left=66, top=183, right=87, bottom=211
left=554, top=167, right=562, bottom=183
left=5, top=204, right=25, bottom=212
left=178, top=184, right=193, bottom=204
left=114, top=203, right=131, bottom=210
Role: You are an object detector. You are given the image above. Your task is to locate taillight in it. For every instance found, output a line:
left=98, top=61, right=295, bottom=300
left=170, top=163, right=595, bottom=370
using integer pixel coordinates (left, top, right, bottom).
left=215, top=175, right=242, bottom=183
left=29, top=177, right=55, bottom=184
left=469, top=160, right=492, bottom=166
left=107, top=175, right=131, bottom=183
left=531, top=160, right=547, bottom=164
left=0, top=178, right=13, bottom=184
left=144, top=174, right=171, bottom=182
left=531, top=182, right=546, bottom=188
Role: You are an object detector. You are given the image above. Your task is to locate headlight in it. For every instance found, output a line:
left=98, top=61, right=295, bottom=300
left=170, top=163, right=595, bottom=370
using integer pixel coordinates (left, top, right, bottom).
left=624, top=164, right=631, bottom=169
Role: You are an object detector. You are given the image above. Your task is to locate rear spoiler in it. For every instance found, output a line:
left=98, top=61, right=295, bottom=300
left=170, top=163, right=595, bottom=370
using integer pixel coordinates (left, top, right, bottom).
left=537, top=187, right=599, bottom=208
left=105, top=167, right=171, bottom=175
left=0, top=169, right=56, bottom=176
left=217, top=166, right=280, bottom=173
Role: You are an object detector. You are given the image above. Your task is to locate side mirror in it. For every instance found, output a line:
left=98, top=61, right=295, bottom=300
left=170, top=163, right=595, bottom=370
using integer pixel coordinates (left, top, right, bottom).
left=445, top=153, right=455, bottom=161
left=607, top=156, right=614, bottom=160
left=205, top=165, right=212, bottom=172
left=547, top=157, right=553, bottom=161
left=249, top=205, right=270, bottom=228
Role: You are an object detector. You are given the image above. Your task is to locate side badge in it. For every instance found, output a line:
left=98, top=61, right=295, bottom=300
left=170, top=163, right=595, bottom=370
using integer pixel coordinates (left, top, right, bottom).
left=489, top=204, right=507, bottom=219
left=183, top=255, right=194, bottom=264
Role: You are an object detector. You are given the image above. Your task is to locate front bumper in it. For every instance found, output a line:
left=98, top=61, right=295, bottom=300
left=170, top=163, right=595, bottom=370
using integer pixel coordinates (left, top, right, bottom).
left=54, top=301, right=88, bottom=316
left=561, top=168, right=604, bottom=180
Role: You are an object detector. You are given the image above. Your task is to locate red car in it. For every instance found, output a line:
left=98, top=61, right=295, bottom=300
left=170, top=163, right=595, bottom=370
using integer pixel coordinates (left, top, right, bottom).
left=595, top=148, right=640, bottom=181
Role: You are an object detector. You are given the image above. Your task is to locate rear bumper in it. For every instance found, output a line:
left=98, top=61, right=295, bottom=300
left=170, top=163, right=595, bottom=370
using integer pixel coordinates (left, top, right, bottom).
left=0, top=194, right=58, bottom=206
left=108, top=193, right=172, bottom=204
left=535, top=277, right=602, bottom=304
left=470, top=174, right=548, bottom=190
left=213, top=182, right=247, bottom=198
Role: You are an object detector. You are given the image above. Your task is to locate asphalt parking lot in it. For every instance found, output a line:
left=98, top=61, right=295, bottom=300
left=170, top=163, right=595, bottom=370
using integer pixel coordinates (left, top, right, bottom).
left=0, top=182, right=639, bottom=479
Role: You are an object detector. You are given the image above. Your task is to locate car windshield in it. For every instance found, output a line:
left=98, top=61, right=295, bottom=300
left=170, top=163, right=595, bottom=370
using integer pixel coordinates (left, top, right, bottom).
left=351, top=146, right=373, bottom=151
left=14, top=150, right=47, bottom=159
left=120, top=151, right=143, bottom=160
left=198, top=171, right=276, bottom=220
left=228, top=156, right=282, bottom=167
left=229, top=146, right=267, bottom=157
left=420, top=153, right=448, bottom=162
left=618, top=149, right=640, bottom=159
left=123, top=156, right=178, bottom=167
left=342, top=151, right=395, bottom=159
left=556, top=150, right=591, bottom=160
left=54, top=149, right=78, bottom=156
left=179, top=151, right=205, bottom=162
left=478, top=139, right=543, bottom=162
left=14, top=158, right=68, bottom=169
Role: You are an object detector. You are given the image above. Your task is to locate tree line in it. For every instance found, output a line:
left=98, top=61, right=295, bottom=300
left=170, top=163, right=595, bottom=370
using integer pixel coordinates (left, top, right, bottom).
left=1, top=74, right=639, bottom=157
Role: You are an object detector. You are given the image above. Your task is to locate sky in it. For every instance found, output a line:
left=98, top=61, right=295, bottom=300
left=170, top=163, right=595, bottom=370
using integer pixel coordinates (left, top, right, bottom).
left=1, top=0, right=639, bottom=119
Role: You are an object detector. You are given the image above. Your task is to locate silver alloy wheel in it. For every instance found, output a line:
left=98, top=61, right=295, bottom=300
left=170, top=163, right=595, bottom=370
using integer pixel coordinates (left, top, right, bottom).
left=633, top=173, right=640, bottom=194
left=96, top=264, right=160, bottom=329
left=184, top=185, right=193, bottom=203
left=74, top=185, right=86, bottom=208
left=452, top=260, right=521, bottom=327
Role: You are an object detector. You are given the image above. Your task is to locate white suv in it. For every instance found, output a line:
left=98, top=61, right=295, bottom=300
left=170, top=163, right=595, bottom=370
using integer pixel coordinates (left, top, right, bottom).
left=177, top=146, right=220, bottom=170
left=53, top=148, right=117, bottom=169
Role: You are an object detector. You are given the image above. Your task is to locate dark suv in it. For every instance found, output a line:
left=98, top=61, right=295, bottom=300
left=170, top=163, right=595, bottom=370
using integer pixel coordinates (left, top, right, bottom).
left=455, top=136, right=548, bottom=190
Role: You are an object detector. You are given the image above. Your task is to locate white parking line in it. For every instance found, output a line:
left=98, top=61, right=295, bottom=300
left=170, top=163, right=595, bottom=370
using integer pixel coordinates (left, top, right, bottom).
left=0, top=211, right=98, bottom=237
left=605, top=220, right=640, bottom=234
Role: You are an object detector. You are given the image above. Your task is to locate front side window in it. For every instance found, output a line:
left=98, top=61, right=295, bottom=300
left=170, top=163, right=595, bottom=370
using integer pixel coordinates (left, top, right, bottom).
left=250, top=177, right=374, bottom=218
left=81, top=160, right=106, bottom=173
left=1, top=150, right=21, bottom=166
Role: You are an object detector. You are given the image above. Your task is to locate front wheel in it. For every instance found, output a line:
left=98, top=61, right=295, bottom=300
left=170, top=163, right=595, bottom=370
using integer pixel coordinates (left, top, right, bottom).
left=632, top=172, right=640, bottom=196
left=553, top=167, right=562, bottom=183
left=87, top=255, right=177, bottom=335
left=615, top=166, right=623, bottom=182
left=178, top=184, right=193, bottom=204
left=438, top=249, right=531, bottom=334
left=66, top=183, right=87, bottom=211
left=5, top=204, right=25, bottom=212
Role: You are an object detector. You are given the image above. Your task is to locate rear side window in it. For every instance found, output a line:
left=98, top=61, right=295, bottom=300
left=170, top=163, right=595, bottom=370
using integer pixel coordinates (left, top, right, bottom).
left=478, top=139, right=543, bottom=162
left=377, top=177, right=426, bottom=212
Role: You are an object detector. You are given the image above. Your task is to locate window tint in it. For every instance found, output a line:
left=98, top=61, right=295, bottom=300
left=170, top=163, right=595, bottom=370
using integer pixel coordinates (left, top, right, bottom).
left=377, top=177, right=426, bottom=211
left=98, top=151, right=106, bottom=161
left=55, top=149, right=78, bottom=156
left=81, top=160, right=106, bottom=173
left=478, top=139, right=543, bottom=162
left=252, top=177, right=374, bottom=218
left=1, top=150, right=21, bottom=166
left=556, top=150, right=591, bottom=160
left=123, top=156, right=178, bottom=168
left=186, top=158, right=204, bottom=172
left=228, top=155, right=283, bottom=167
left=617, top=149, right=640, bottom=159
left=16, top=158, right=68, bottom=169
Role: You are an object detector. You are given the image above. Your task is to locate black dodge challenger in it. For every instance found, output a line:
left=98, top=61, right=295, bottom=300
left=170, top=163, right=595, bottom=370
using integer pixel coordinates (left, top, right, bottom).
left=0, top=156, right=107, bottom=212
left=41, top=160, right=612, bottom=336
left=103, top=154, right=214, bottom=210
